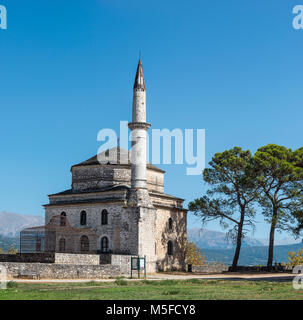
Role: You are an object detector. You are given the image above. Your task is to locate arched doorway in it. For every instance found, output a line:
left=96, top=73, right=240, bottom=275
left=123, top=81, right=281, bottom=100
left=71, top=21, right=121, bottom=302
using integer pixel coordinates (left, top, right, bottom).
left=101, top=236, right=109, bottom=253
left=80, top=235, right=89, bottom=253
left=59, top=238, right=66, bottom=252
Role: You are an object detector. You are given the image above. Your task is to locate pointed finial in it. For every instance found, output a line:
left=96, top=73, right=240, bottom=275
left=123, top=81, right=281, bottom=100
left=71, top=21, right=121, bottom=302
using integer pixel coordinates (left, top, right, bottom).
left=134, top=58, right=145, bottom=90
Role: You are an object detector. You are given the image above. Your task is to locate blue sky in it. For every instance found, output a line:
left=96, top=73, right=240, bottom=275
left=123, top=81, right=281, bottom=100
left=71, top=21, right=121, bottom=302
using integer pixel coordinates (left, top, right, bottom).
left=0, top=0, right=302, bottom=240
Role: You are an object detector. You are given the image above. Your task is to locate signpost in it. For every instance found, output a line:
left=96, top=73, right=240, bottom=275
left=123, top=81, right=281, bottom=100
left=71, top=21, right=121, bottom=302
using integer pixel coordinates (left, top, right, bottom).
left=130, top=256, right=146, bottom=279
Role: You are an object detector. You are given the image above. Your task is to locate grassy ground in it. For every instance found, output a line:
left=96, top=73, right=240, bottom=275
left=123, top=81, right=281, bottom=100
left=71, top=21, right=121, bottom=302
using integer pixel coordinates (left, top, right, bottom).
left=0, top=279, right=302, bottom=300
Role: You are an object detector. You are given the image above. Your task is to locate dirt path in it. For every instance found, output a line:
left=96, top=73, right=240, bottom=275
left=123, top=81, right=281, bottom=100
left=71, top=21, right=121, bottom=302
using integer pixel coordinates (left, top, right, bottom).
left=10, top=272, right=296, bottom=283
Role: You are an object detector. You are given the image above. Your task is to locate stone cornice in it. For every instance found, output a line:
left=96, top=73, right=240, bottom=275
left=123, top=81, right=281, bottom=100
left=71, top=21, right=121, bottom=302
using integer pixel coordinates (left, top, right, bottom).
left=128, top=122, right=151, bottom=131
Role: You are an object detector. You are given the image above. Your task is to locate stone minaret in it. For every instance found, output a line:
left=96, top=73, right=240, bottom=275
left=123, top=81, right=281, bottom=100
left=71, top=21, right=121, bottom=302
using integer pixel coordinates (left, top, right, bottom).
left=121, top=60, right=157, bottom=272
left=128, top=60, right=153, bottom=207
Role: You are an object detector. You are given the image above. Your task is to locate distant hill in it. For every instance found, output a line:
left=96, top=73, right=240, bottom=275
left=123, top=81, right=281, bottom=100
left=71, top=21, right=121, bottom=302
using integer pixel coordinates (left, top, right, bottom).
left=188, top=228, right=300, bottom=249
left=0, top=211, right=44, bottom=237
left=188, top=228, right=263, bottom=249
left=188, top=228, right=303, bottom=266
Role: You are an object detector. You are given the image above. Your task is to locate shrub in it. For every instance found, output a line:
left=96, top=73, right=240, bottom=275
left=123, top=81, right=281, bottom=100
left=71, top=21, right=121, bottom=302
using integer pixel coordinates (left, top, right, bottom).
left=187, top=241, right=207, bottom=266
left=7, top=281, right=18, bottom=289
left=115, top=279, right=128, bottom=286
left=164, top=290, right=180, bottom=295
left=186, top=278, right=202, bottom=284
left=6, top=246, right=18, bottom=254
left=288, top=249, right=303, bottom=266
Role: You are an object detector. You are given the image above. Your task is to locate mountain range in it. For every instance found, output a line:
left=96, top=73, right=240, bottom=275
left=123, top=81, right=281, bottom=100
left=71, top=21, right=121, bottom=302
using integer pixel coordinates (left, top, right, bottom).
left=0, top=211, right=44, bottom=238
left=187, top=228, right=301, bottom=249
left=188, top=228, right=303, bottom=265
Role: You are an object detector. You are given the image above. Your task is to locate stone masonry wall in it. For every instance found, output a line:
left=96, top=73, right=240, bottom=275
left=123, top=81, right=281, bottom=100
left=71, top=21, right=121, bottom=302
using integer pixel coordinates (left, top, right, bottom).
left=0, top=253, right=55, bottom=263
left=0, top=262, right=129, bottom=279
left=45, top=204, right=127, bottom=253
left=71, top=165, right=164, bottom=193
left=100, top=254, right=132, bottom=275
left=191, top=264, right=228, bottom=274
left=138, top=206, right=157, bottom=273
left=155, top=207, right=187, bottom=272
left=54, top=253, right=100, bottom=265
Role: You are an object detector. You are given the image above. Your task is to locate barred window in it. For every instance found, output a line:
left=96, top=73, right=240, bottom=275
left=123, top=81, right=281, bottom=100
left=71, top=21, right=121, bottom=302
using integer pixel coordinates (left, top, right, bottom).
left=101, top=209, right=108, bottom=225
left=59, top=238, right=66, bottom=252
left=167, top=241, right=173, bottom=256
left=80, top=211, right=87, bottom=226
left=60, top=212, right=66, bottom=226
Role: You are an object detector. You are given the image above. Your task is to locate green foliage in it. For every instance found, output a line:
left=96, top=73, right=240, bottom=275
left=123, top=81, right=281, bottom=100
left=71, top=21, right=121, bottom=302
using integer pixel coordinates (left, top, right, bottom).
left=186, top=278, right=203, bottom=284
left=288, top=249, right=303, bottom=266
left=115, top=279, right=128, bottom=286
left=189, top=147, right=259, bottom=228
left=186, top=241, right=207, bottom=266
left=157, top=280, right=176, bottom=286
left=7, top=281, right=18, bottom=289
left=6, top=246, right=18, bottom=254
left=141, top=279, right=154, bottom=285
left=163, top=290, right=180, bottom=295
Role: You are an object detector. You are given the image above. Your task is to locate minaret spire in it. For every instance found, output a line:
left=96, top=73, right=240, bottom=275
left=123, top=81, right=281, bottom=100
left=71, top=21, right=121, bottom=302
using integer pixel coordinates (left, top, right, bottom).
left=133, top=59, right=145, bottom=90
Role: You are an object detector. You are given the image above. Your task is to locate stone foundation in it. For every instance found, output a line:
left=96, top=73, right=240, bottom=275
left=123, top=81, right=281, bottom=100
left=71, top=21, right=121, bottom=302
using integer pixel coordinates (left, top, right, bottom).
left=0, top=262, right=129, bottom=279
left=54, top=253, right=100, bottom=265
left=99, top=254, right=131, bottom=275
left=191, top=264, right=228, bottom=274
left=0, top=253, right=134, bottom=279
left=0, top=253, right=55, bottom=263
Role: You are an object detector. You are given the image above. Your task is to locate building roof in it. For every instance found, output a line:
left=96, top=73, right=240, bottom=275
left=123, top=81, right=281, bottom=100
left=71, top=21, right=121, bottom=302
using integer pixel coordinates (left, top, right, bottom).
left=20, top=225, right=46, bottom=232
left=49, top=184, right=130, bottom=197
left=71, top=146, right=165, bottom=173
left=134, top=59, right=145, bottom=90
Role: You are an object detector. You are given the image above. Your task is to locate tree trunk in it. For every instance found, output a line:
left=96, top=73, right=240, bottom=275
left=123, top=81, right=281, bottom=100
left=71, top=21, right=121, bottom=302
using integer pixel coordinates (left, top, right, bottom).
left=267, top=210, right=277, bottom=269
left=230, top=209, right=245, bottom=272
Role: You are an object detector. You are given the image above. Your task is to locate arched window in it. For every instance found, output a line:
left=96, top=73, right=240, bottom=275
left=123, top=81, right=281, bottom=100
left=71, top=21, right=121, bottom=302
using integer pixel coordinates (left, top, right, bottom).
left=101, top=209, right=108, bottom=225
left=80, top=235, right=89, bottom=253
left=167, top=241, right=173, bottom=256
left=60, top=212, right=66, bottom=226
left=59, top=238, right=66, bottom=252
left=80, top=211, right=87, bottom=226
left=101, top=236, right=109, bottom=253
left=168, top=217, right=173, bottom=230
